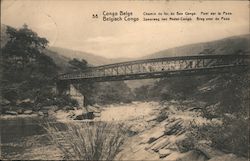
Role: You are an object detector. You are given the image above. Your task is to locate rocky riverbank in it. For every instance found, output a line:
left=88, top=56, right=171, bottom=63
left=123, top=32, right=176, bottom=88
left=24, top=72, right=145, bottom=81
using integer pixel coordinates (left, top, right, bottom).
left=0, top=101, right=159, bottom=160
left=115, top=101, right=248, bottom=161
left=1, top=105, right=89, bottom=120
left=1, top=101, right=248, bottom=161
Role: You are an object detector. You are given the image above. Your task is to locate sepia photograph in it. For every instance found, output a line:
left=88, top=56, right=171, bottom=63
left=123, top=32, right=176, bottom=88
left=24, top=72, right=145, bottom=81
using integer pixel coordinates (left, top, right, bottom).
left=0, top=0, right=249, bottom=160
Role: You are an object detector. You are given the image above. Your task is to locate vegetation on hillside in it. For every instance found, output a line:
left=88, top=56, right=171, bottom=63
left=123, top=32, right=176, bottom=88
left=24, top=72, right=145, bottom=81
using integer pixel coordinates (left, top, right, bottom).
left=144, top=34, right=249, bottom=59
left=133, top=70, right=249, bottom=157
left=0, top=24, right=134, bottom=112
left=68, top=58, right=88, bottom=71
left=133, top=43, right=249, bottom=157
left=0, top=24, right=76, bottom=112
left=195, top=72, right=249, bottom=157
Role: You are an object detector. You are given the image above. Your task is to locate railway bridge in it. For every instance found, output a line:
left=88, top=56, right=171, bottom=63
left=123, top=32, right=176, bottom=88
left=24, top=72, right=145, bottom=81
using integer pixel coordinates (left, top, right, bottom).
left=56, top=54, right=249, bottom=95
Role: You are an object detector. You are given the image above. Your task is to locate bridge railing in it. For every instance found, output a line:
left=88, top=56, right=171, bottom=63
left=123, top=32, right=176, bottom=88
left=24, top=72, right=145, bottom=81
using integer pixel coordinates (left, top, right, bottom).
left=58, top=54, right=249, bottom=81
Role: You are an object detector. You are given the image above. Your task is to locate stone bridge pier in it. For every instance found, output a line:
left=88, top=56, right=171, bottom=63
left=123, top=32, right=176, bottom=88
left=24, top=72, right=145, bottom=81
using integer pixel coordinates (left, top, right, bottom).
left=56, top=81, right=69, bottom=95
left=56, top=81, right=85, bottom=107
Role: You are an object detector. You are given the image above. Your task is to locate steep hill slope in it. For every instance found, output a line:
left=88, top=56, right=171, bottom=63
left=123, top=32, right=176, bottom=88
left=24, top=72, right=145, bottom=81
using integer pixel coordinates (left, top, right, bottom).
left=49, top=46, right=131, bottom=66
left=43, top=49, right=73, bottom=73
left=1, top=24, right=134, bottom=108
left=1, top=24, right=72, bottom=73
left=1, top=24, right=130, bottom=73
left=143, top=34, right=250, bottom=59
left=128, top=34, right=250, bottom=90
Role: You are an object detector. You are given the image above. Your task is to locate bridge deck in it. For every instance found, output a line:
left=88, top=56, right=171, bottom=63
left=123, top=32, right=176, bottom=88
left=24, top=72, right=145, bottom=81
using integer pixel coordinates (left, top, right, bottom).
left=58, top=54, right=249, bottom=82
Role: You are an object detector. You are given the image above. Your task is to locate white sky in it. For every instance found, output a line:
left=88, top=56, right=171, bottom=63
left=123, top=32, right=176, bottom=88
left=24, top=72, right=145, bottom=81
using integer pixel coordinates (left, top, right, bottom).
left=1, top=0, right=249, bottom=58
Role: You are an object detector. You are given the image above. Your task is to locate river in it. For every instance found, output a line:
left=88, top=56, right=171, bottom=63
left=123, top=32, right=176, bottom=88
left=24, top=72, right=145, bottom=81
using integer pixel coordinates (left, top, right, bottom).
left=0, top=102, right=158, bottom=160
left=1, top=117, right=64, bottom=160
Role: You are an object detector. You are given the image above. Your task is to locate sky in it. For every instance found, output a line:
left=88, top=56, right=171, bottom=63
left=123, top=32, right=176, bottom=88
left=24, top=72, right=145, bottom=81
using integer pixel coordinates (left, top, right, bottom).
left=1, top=0, right=249, bottom=58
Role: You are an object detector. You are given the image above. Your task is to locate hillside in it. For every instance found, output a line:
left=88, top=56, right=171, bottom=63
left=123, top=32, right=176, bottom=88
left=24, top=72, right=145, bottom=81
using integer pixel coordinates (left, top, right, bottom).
left=49, top=46, right=131, bottom=66
left=0, top=24, right=134, bottom=109
left=2, top=24, right=249, bottom=91
left=45, top=34, right=250, bottom=72
left=43, top=49, right=73, bottom=73
left=1, top=25, right=249, bottom=161
left=1, top=24, right=71, bottom=73
left=143, top=34, right=250, bottom=59
left=1, top=24, right=130, bottom=73
left=132, top=38, right=249, bottom=159
left=127, top=34, right=250, bottom=90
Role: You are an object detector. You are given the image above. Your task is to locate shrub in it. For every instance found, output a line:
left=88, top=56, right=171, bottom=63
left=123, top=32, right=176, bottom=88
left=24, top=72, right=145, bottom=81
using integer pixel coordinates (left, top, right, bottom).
left=176, top=135, right=195, bottom=153
left=44, top=122, right=127, bottom=160
left=189, top=116, right=249, bottom=157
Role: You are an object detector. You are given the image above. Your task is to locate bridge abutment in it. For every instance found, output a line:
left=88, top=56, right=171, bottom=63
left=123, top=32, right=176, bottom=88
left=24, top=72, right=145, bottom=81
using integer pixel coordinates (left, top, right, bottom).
left=56, top=81, right=70, bottom=95
left=56, top=81, right=86, bottom=107
left=68, top=84, right=85, bottom=107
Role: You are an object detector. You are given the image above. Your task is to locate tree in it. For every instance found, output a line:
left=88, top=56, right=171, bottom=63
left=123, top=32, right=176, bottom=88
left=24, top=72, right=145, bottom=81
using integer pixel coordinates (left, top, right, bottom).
left=1, top=24, right=57, bottom=104
left=68, top=58, right=88, bottom=71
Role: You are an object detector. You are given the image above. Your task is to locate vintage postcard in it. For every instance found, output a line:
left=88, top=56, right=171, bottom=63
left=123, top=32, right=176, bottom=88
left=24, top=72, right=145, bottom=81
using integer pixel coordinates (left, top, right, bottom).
left=1, top=0, right=249, bottom=160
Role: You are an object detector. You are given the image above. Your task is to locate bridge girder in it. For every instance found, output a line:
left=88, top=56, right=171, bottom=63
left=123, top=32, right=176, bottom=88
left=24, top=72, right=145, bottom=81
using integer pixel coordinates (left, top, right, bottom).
left=58, top=54, right=249, bottom=82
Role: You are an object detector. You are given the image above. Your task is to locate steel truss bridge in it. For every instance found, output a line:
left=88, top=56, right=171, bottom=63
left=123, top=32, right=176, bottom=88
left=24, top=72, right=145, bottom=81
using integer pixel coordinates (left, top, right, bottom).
left=58, top=54, right=249, bottom=83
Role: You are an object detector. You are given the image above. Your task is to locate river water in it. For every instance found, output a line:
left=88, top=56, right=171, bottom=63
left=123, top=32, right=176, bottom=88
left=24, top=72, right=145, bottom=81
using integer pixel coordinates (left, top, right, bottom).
left=1, top=117, right=63, bottom=160
left=0, top=102, right=157, bottom=159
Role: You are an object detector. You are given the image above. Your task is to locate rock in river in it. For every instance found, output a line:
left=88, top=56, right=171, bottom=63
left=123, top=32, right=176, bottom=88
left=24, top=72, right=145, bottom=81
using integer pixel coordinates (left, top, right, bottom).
left=23, top=110, right=33, bottom=115
left=38, top=111, right=44, bottom=116
left=5, top=111, right=18, bottom=115
left=73, top=112, right=95, bottom=120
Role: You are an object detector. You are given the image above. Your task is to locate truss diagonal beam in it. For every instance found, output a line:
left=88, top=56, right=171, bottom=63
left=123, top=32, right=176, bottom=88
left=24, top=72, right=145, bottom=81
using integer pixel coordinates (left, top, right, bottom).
left=58, top=54, right=249, bottom=82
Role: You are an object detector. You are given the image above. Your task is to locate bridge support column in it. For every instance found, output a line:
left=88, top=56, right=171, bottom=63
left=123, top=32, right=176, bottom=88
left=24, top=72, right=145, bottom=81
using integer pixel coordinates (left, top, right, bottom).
left=69, top=84, right=85, bottom=107
left=56, top=81, right=86, bottom=107
left=56, top=81, right=70, bottom=95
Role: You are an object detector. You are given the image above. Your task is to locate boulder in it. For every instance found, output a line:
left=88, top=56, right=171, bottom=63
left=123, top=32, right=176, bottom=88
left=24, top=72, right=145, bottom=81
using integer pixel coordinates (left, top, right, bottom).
left=52, top=106, right=59, bottom=112
left=63, top=106, right=74, bottom=111
left=93, top=104, right=101, bottom=108
left=151, top=137, right=170, bottom=152
left=74, top=114, right=84, bottom=120
left=164, top=119, right=184, bottom=135
left=17, top=109, right=24, bottom=114
left=208, top=154, right=247, bottom=161
left=38, top=111, right=44, bottom=116
left=67, top=112, right=76, bottom=118
left=83, top=112, right=94, bottom=119
left=24, top=110, right=33, bottom=115
left=94, top=113, right=101, bottom=117
left=87, top=106, right=101, bottom=113
left=73, top=112, right=94, bottom=120
left=48, top=110, right=55, bottom=115
left=5, top=111, right=17, bottom=115
left=41, top=110, right=49, bottom=116
left=158, top=149, right=171, bottom=158
left=195, top=143, right=224, bottom=159
left=17, top=99, right=34, bottom=108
